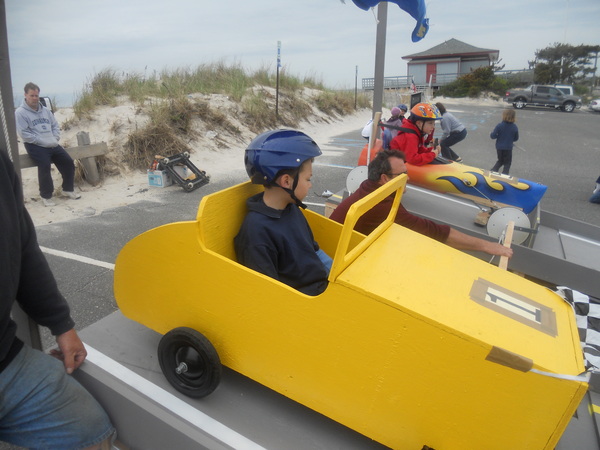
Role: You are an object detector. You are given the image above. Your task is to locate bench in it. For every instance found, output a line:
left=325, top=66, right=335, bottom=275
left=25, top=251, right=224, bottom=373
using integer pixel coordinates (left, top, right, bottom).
left=18, top=141, right=108, bottom=185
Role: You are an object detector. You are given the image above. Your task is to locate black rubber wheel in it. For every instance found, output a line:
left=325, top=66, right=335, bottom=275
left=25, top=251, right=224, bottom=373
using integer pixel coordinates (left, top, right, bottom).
left=513, top=98, right=526, bottom=109
left=158, top=327, right=222, bottom=398
left=562, top=101, right=575, bottom=112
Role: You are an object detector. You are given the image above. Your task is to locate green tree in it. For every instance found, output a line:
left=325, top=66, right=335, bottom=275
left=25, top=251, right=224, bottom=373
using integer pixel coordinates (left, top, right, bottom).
left=530, top=43, right=600, bottom=84
left=436, top=65, right=509, bottom=98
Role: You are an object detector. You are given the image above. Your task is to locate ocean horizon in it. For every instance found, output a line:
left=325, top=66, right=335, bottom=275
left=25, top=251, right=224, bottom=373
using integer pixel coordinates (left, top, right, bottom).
left=12, top=91, right=75, bottom=109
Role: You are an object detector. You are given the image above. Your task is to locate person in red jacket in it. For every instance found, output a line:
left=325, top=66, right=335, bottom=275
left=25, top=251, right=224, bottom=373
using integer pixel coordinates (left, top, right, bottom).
left=329, top=149, right=513, bottom=258
left=390, top=102, right=442, bottom=166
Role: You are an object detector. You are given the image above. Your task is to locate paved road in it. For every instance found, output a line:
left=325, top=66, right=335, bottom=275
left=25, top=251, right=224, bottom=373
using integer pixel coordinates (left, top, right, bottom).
left=436, top=102, right=600, bottom=225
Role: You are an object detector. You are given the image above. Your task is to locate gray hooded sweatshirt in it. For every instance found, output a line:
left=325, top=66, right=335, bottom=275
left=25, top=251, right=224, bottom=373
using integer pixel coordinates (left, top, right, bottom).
left=15, top=100, right=60, bottom=148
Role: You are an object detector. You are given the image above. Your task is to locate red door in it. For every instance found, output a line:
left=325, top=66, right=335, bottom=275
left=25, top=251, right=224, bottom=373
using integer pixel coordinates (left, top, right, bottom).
left=426, top=63, right=437, bottom=85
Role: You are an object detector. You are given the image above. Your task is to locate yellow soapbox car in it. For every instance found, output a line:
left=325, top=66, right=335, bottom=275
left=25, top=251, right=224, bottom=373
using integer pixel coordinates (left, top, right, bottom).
left=114, top=174, right=586, bottom=450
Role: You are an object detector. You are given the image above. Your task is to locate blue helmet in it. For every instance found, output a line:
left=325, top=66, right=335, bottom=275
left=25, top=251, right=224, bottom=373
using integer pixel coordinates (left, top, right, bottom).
left=397, top=103, right=408, bottom=112
left=245, top=129, right=322, bottom=185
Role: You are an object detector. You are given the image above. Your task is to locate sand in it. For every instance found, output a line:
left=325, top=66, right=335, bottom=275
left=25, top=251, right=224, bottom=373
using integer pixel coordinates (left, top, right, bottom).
left=19, top=102, right=378, bottom=226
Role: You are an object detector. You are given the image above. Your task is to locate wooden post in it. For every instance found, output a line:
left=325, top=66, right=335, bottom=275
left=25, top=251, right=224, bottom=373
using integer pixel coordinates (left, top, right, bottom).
left=498, top=221, right=515, bottom=271
left=76, top=131, right=101, bottom=185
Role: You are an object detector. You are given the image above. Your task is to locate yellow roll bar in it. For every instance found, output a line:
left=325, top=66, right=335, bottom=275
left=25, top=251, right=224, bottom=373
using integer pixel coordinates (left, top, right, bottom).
left=329, top=173, right=407, bottom=281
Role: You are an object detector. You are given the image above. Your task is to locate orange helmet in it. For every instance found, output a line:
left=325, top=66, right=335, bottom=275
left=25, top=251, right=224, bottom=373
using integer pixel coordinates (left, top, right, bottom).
left=410, top=103, right=442, bottom=121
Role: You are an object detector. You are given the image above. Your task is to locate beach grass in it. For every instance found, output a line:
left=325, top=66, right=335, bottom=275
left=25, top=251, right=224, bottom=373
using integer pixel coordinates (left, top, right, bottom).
left=71, top=62, right=371, bottom=171
left=73, top=62, right=370, bottom=121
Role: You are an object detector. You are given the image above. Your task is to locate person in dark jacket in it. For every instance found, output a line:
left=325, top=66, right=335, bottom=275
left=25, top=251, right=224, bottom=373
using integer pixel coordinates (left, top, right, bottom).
left=234, top=130, right=331, bottom=296
left=329, top=149, right=513, bottom=258
left=0, top=150, right=114, bottom=448
left=490, top=109, right=519, bottom=175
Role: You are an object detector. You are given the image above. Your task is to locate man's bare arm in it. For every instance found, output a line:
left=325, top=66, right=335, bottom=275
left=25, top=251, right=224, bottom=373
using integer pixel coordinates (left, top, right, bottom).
left=445, top=228, right=513, bottom=257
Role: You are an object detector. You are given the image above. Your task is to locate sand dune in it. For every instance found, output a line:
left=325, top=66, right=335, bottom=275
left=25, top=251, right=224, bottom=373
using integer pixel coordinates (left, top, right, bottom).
left=20, top=98, right=378, bottom=225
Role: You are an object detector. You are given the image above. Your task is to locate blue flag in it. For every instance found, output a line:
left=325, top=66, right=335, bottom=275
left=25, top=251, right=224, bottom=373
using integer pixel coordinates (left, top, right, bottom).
left=350, top=0, right=429, bottom=42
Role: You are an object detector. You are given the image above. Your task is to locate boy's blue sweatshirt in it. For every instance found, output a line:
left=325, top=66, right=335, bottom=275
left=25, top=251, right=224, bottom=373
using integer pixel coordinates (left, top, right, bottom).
left=490, top=121, right=519, bottom=150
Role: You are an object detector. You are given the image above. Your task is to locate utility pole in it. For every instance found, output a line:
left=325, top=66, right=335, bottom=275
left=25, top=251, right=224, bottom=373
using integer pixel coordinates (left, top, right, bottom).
left=276, top=41, right=281, bottom=120
left=0, top=0, right=42, bottom=350
left=560, top=56, right=564, bottom=83
left=0, top=0, right=19, bottom=169
left=592, top=51, right=598, bottom=94
left=354, top=65, right=358, bottom=110
left=372, top=2, right=387, bottom=118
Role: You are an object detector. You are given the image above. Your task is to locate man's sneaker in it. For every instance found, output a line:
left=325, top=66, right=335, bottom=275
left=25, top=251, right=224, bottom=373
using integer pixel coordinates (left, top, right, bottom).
left=64, top=191, right=81, bottom=200
left=42, top=198, right=56, bottom=207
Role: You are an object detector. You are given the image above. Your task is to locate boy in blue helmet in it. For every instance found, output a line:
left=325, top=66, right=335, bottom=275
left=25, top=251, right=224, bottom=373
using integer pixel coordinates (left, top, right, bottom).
left=234, top=129, right=331, bottom=296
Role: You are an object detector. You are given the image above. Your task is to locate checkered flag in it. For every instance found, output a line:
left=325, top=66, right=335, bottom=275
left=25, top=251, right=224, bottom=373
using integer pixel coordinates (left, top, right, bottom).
left=556, top=286, right=600, bottom=371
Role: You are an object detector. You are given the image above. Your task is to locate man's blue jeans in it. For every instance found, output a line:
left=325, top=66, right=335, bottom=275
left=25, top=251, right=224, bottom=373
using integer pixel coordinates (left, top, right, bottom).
left=24, top=143, right=75, bottom=199
left=0, top=345, right=114, bottom=448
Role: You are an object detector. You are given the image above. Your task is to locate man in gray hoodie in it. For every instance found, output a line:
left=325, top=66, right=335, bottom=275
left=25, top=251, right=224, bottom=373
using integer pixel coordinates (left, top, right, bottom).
left=15, top=82, right=81, bottom=206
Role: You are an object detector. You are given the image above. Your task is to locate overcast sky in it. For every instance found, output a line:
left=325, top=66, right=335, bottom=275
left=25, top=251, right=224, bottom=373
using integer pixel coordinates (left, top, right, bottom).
left=5, top=0, right=600, bottom=106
